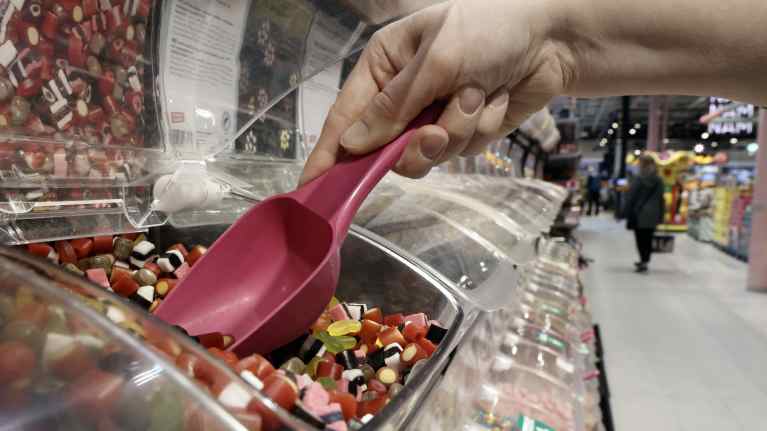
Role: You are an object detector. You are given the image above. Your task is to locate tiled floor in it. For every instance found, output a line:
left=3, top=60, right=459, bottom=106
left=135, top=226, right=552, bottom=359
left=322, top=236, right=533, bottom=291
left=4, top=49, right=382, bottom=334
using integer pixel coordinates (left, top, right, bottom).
left=577, top=215, right=767, bottom=431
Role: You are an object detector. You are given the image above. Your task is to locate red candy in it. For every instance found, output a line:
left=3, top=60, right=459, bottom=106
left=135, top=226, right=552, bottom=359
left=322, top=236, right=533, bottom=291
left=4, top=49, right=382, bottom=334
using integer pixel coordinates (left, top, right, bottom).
left=235, top=354, right=275, bottom=381
left=69, top=369, right=124, bottom=412
left=363, top=307, right=383, bottom=324
left=0, top=341, right=36, bottom=384
left=383, top=313, right=405, bottom=327
left=328, top=390, right=357, bottom=421
left=377, top=327, right=407, bottom=349
left=70, top=238, right=94, bottom=258
left=27, top=242, right=53, bottom=258
left=92, top=235, right=114, bottom=254
left=416, top=337, right=437, bottom=356
left=357, top=393, right=389, bottom=417
left=403, top=321, right=428, bottom=342
left=187, top=245, right=207, bottom=266
left=55, top=240, right=77, bottom=264
left=359, top=319, right=382, bottom=344
left=316, top=359, right=343, bottom=380
left=401, top=343, right=428, bottom=365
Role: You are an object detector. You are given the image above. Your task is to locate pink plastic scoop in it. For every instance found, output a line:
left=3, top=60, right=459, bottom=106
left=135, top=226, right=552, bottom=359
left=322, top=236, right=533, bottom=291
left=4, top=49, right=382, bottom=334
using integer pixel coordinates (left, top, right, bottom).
left=156, top=106, right=442, bottom=355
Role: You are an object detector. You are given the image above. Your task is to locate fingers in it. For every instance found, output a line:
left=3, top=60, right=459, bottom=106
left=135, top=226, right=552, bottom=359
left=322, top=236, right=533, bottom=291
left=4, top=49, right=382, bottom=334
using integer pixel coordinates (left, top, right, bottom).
left=430, top=86, right=485, bottom=163
left=299, top=18, right=424, bottom=186
left=461, top=89, right=509, bottom=156
left=393, top=125, right=449, bottom=178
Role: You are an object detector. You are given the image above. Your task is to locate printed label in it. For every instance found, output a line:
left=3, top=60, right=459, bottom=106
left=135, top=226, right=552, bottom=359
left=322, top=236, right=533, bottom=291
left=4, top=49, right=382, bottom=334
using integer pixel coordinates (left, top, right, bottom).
left=537, top=332, right=566, bottom=352
left=161, top=0, right=249, bottom=157
left=516, top=415, right=556, bottom=431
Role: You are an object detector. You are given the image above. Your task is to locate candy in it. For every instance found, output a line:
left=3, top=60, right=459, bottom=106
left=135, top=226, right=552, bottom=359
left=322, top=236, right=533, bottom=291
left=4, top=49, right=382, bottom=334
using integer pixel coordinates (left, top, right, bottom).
left=70, top=238, right=94, bottom=259
left=315, top=331, right=357, bottom=354
left=112, top=238, right=133, bottom=260
left=316, top=360, right=343, bottom=380
left=299, top=334, right=324, bottom=362
left=383, top=313, right=405, bottom=327
left=425, top=323, right=448, bottom=344
left=133, top=268, right=157, bottom=286
left=387, top=383, right=404, bottom=398
left=377, top=327, right=406, bottom=349
left=303, top=381, right=330, bottom=410
left=328, top=303, right=351, bottom=322
left=235, top=354, right=275, bottom=381
left=336, top=350, right=358, bottom=370
left=401, top=343, right=428, bottom=365
left=280, top=357, right=306, bottom=375
left=402, top=321, right=427, bottom=342
left=416, top=337, right=437, bottom=356
left=155, top=278, right=178, bottom=298
left=375, top=367, right=398, bottom=385
left=0, top=341, right=36, bottom=384
left=315, top=403, right=346, bottom=431
left=328, top=320, right=361, bottom=337
left=357, top=394, right=389, bottom=417
left=187, top=245, right=207, bottom=266
left=129, top=240, right=154, bottom=267
left=111, top=275, right=138, bottom=297
left=157, top=249, right=184, bottom=272
left=86, top=268, right=110, bottom=289
left=344, top=303, right=367, bottom=321
left=93, top=236, right=114, bottom=254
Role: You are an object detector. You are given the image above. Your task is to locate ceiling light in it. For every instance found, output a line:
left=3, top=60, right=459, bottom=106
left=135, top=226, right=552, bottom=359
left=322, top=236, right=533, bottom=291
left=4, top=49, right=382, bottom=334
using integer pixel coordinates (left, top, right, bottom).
left=629, top=129, right=636, bottom=135
left=694, top=143, right=705, bottom=153
left=711, top=142, right=719, bottom=148
left=663, top=138, right=670, bottom=144
left=634, top=150, right=641, bottom=156
left=701, top=132, right=710, bottom=140
left=634, top=123, right=641, bottom=129
left=612, top=122, right=619, bottom=129
left=607, top=129, right=614, bottom=135
left=747, top=143, right=759, bottom=153
left=730, top=138, right=738, bottom=144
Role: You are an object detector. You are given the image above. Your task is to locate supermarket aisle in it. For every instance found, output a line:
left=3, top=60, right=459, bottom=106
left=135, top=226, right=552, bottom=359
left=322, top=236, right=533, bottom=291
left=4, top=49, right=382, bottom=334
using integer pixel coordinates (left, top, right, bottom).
left=577, top=215, right=767, bottom=431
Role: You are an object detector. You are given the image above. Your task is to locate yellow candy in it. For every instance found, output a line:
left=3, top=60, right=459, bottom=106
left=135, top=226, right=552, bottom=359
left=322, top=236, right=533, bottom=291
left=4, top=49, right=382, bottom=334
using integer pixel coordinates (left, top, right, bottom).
left=327, top=320, right=362, bottom=337
left=327, top=296, right=340, bottom=310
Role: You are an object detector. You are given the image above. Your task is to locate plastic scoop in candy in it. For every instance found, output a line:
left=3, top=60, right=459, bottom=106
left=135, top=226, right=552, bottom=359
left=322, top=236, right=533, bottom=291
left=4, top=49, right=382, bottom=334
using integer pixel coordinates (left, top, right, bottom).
left=156, top=105, right=443, bottom=355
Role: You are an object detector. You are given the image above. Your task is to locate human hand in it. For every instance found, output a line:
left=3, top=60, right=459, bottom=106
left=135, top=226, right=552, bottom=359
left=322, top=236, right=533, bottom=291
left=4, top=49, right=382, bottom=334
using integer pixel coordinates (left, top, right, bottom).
left=299, top=0, right=574, bottom=184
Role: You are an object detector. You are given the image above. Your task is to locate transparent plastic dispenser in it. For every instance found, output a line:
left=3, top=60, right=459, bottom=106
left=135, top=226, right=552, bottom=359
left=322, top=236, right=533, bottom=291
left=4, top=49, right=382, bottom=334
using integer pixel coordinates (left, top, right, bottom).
left=0, top=0, right=444, bottom=244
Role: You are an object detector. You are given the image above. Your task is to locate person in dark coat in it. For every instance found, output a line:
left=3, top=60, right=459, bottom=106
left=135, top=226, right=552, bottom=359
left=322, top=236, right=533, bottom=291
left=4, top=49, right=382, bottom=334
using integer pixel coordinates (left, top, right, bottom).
left=585, top=167, right=602, bottom=216
left=624, top=155, right=665, bottom=273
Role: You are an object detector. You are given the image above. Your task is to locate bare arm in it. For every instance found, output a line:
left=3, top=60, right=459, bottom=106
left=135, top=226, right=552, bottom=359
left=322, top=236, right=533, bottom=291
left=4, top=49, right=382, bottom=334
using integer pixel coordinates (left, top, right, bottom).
left=300, top=0, right=767, bottom=185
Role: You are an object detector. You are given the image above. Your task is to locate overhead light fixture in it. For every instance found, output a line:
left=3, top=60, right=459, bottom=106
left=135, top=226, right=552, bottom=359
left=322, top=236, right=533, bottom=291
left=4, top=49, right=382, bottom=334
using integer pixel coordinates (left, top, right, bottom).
left=629, top=129, right=637, bottom=135
left=634, top=123, right=641, bottom=129
left=730, top=138, right=738, bottom=144
left=711, top=142, right=719, bottom=148
left=607, top=129, right=614, bottom=135
left=663, top=138, right=670, bottom=144
left=612, top=122, right=619, bottom=129
left=600, top=138, right=608, bottom=146
left=701, top=132, right=710, bottom=140
left=634, top=149, right=641, bottom=156
left=747, top=142, right=759, bottom=154
left=694, top=143, right=705, bottom=153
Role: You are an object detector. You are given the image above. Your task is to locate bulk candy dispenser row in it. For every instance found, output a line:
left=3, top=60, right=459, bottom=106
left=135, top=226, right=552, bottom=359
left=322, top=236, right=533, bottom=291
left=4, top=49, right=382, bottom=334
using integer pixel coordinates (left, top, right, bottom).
left=0, top=1, right=612, bottom=430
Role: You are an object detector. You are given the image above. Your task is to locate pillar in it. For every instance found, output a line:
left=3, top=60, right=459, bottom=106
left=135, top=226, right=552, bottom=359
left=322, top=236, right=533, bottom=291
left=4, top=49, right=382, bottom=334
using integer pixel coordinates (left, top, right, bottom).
left=619, top=96, right=631, bottom=178
left=747, top=109, right=767, bottom=291
left=647, top=96, right=662, bottom=152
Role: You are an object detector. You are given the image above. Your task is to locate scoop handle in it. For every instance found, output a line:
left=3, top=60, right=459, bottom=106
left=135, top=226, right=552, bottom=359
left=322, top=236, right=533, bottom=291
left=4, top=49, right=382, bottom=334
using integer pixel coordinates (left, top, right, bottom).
left=293, top=104, right=443, bottom=241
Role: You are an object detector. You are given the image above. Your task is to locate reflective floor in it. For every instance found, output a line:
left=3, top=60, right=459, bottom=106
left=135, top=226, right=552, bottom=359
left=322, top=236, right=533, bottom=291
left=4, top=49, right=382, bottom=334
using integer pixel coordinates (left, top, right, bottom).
left=578, top=215, right=767, bottom=431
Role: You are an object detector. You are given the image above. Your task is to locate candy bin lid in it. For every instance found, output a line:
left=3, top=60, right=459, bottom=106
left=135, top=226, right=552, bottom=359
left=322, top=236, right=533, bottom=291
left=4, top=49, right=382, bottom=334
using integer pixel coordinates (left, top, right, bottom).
left=0, top=1, right=445, bottom=242
left=0, top=245, right=324, bottom=431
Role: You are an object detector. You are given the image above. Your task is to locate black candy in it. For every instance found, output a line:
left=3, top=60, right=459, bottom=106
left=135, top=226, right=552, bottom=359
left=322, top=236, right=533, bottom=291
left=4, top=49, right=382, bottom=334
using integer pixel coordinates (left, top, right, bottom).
left=425, top=324, right=447, bottom=344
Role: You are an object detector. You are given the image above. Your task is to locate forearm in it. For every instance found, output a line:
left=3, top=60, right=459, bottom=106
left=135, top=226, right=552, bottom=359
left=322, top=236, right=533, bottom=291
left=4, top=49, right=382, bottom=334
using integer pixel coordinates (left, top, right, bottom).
left=548, top=0, right=767, bottom=104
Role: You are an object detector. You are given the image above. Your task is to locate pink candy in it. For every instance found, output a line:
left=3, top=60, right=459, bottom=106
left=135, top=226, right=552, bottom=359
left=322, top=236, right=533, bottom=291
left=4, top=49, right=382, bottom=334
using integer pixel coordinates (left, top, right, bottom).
left=303, top=382, right=330, bottom=410
left=86, top=268, right=110, bottom=288
left=328, top=303, right=350, bottom=322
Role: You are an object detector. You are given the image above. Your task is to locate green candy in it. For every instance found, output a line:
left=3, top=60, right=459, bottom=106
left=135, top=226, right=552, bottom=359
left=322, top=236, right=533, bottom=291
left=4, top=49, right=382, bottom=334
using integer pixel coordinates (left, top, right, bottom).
left=315, top=331, right=356, bottom=354
left=280, top=357, right=306, bottom=375
left=317, top=377, right=337, bottom=390
left=148, top=387, right=184, bottom=431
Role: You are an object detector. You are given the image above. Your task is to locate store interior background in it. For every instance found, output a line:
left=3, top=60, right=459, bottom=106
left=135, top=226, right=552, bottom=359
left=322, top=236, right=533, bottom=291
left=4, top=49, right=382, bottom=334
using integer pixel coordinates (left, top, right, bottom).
left=541, top=95, right=766, bottom=430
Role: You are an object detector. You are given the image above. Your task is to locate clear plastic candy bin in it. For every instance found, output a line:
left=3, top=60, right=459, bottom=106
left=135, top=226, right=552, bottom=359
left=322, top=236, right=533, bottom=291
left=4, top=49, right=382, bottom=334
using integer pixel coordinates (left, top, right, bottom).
left=0, top=246, right=309, bottom=431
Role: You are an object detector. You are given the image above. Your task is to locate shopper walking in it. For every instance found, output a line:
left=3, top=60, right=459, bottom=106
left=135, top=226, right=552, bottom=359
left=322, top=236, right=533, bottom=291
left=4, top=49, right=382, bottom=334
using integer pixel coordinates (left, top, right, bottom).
left=585, top=168, right=602, bottom=216
left=299, top=0, right=767, bottom=186
left=623, top=155, right=665, bottom=273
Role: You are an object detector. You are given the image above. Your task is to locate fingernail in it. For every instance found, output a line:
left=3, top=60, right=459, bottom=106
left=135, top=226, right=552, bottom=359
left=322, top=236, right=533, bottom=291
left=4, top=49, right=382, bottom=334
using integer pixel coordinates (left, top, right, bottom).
left=420, top=134, right=447, bottom=160
left=340, top=121, right=369, bottom=149
left=490, top=91, right=509, bottom=108
left=459, top=87, right=484, bottom=116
